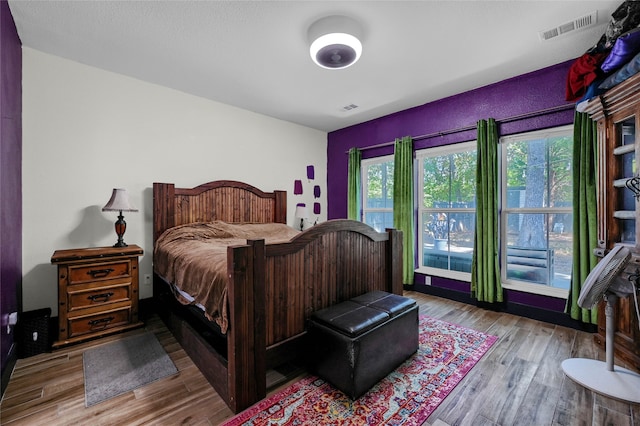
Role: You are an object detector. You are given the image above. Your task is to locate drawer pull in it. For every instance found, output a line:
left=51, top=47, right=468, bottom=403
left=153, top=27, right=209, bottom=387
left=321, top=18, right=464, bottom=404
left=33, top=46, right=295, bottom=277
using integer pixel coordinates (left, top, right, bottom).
left=87, top=268, right=114, bottom=278
left=87, top=292, right=114, bottom=302
left=88, top=317, right=114, bottom=328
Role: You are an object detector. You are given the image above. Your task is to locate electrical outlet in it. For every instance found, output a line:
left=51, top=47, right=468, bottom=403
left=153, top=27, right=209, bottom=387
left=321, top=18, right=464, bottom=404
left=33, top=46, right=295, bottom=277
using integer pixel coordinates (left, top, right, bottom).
left=144, top=274, right=152, bottom=286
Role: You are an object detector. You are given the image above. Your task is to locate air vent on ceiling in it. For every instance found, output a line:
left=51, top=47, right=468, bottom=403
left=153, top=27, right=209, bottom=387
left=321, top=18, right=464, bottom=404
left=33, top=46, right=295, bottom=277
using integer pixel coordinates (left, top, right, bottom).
left=539, top=11, right=598, bottom=41
left=341, top=104, right=359, bottom=112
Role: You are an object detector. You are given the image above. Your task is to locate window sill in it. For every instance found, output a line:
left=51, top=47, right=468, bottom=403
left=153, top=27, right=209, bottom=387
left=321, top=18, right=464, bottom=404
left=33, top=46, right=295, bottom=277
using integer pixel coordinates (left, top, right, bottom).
left=501, top=280, right=569, bottom=299
left=415, top=267, right=471, bottom=283
left=416, top=267, right=569, bottom=299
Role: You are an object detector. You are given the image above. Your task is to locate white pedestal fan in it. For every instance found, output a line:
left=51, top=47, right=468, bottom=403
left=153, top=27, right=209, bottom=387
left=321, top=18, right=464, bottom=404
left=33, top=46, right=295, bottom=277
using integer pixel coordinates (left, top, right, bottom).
left=561, top=244, right=640, bottom=404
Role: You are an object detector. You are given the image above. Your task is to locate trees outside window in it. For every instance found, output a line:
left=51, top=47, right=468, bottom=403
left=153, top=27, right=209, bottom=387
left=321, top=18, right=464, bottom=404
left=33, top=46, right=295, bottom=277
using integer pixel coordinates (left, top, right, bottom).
left=359, top=125, right=573, bottom=298
left=501, top=125, right=573, bottom=297
left=362, top=156, right=394, bottom=232
left=418, top=142, right=477, bottom=281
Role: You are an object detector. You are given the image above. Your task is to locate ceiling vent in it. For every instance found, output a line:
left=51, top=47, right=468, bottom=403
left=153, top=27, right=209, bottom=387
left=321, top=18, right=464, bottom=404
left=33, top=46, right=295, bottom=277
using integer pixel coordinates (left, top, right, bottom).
left=539, top=11, right=598, bottom=41
left=341, top=104, right=359, bottom=112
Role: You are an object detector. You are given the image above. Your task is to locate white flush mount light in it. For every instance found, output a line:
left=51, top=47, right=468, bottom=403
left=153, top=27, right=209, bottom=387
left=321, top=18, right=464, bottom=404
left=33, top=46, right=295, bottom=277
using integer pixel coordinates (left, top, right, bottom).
left=308, top=15, right=363, bottom=70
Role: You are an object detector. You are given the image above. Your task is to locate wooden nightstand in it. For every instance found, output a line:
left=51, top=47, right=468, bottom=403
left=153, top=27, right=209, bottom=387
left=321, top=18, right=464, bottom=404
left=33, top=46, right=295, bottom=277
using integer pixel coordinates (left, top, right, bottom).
left=51, top=245, right=144, bottom=348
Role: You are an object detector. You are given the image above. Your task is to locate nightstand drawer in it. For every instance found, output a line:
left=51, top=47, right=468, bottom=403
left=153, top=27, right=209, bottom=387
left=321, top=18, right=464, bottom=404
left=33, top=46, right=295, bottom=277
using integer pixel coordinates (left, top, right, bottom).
left=68, top=307, right=131, bottom=338
left=52, top=245, right=143, bottom=348
left=67, top=283, right=132, bottom=311
left=68, top=260, right=131, bottom=285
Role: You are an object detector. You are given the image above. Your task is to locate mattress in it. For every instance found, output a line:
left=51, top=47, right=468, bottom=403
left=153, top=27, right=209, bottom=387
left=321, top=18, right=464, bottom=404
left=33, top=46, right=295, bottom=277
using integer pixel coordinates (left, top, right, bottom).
left=153, top=221, right=299, bottom=333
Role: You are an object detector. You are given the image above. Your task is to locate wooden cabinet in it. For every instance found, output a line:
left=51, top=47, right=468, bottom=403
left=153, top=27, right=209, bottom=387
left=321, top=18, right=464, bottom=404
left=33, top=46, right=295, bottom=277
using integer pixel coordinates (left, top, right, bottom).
left=51, top=245, right=144, bottom=348
left=583, top=73, right=640, bottom=371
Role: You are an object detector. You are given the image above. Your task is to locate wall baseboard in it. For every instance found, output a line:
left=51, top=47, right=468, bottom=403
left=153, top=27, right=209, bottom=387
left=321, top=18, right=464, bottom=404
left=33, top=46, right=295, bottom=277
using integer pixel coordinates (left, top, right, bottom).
left=139, top=297, right=156, bottom=321
left=408, top=283, right=597, bottom=333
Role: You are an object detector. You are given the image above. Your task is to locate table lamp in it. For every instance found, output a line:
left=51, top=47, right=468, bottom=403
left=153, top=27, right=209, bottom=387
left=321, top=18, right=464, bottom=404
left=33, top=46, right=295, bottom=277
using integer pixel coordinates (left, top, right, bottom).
left=102, top=188, right=138, bottom=247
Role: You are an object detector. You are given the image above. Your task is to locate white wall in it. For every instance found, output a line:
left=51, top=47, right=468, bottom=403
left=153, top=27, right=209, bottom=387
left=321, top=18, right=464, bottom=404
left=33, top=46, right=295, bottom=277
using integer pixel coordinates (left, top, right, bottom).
left=22, top=48, right=327, bottom=316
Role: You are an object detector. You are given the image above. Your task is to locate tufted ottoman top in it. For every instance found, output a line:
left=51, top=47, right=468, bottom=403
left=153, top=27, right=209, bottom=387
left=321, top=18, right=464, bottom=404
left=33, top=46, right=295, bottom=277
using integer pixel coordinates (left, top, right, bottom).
left=350, top=290, right=416, bottom=317
left=310, top=301, right=389, bottom=337
left=309, top=291, right=416, bottom=338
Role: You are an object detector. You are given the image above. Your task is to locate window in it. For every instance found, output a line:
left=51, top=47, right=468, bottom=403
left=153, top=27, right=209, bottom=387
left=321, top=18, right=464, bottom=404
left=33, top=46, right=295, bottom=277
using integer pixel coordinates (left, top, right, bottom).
left=500, top=126, right=572, bottom=298
left=360, top=124, right=573, bottom=298
left=362, top=155, right=394, bottom=232
left=417, top=142, right=477, bottom=281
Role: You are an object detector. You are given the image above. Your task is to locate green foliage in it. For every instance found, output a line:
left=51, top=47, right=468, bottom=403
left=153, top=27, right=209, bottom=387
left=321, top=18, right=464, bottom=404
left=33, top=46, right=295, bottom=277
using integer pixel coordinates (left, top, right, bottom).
left=549, top=136, right=573, bottom=205
left=366, top=161, right=394, bottom=208
left=505, top=134, right=573, bottom=248
left=506, top=142, right=528, bottom=187
left=422, top=150, right=477, bottom=208
left=506, top=135, right=573, bottom=207
left=365, top=136, right=572, bottom=210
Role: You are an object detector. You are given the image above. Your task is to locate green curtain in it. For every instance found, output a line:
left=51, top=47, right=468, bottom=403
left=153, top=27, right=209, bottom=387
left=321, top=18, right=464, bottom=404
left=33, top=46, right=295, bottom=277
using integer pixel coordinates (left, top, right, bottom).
left=393, top=136, right=415, bottom=285
left=568, top=111, right=599, bottom=324
left=471, top=119, right=502, bottom=303
left=347, top=147, right=362, bottom=220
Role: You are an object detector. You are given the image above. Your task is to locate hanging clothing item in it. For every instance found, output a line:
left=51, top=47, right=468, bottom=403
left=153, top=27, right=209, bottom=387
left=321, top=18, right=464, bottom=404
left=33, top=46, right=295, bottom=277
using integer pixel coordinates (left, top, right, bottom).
left=589, top=0, right=640, bottom=53
left=566, top=52, right=609, bottom=102
left=566, top=1, right=640, bottom=102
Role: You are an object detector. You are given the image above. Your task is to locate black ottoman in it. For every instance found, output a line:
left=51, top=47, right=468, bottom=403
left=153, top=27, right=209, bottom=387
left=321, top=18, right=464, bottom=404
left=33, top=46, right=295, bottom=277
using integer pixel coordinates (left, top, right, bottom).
left=307, top=291, right=419, bottom=399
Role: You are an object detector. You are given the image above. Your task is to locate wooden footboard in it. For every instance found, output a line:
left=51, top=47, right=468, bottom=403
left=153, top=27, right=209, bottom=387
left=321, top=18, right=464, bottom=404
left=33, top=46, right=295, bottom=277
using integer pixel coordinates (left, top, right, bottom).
left=263, top=219, right=403, bottom=344
left=226, top=219, right=402, bottom=411
left=153, top=181, right=402, bottom=413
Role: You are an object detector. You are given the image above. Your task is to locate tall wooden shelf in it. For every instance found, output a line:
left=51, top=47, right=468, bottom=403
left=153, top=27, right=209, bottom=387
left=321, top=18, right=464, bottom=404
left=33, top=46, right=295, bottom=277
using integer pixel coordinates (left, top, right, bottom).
left=583, top=72, right=640, bottom=371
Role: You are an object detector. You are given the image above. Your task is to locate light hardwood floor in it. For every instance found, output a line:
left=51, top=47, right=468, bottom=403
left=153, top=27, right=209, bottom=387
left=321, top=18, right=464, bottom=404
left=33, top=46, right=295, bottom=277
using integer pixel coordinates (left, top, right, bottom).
left=1, top=291, right=639, bottom=425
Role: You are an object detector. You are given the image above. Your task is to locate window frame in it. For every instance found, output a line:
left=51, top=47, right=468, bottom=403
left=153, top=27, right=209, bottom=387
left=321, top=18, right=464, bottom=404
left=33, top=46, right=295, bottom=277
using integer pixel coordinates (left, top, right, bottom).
left=358, top=124, right=573, bottom=299
left=499, top=125, right=573, bottom=299
left=416, top=141, right=477, bottom=282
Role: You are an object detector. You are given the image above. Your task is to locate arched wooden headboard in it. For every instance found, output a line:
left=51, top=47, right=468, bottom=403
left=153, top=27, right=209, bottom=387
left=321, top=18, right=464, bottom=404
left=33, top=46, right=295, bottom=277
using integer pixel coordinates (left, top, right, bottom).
left=153, top=180, right=287, bottom=243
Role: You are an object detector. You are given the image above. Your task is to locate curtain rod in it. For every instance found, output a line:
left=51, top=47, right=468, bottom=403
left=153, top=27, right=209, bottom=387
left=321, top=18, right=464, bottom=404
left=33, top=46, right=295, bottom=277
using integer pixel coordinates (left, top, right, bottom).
left=345, top=103, right=575, bottom=153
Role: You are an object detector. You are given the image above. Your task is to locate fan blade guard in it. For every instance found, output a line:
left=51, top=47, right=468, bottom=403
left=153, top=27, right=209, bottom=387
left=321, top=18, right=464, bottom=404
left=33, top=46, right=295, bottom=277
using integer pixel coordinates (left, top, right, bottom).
left=578, top=245, right=632, bottom=309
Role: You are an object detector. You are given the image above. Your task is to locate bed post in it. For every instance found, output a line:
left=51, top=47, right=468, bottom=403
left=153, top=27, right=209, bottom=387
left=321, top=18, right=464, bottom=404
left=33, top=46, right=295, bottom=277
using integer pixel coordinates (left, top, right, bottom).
left=153, top=183, right=175, bottom=243
left=274, top=190, right=287, bottom=224
left=226, top=240, right=267, bottom=412
left=249, top=239, right=266, bottom=400
left=387, top=228, right=404, bottom=295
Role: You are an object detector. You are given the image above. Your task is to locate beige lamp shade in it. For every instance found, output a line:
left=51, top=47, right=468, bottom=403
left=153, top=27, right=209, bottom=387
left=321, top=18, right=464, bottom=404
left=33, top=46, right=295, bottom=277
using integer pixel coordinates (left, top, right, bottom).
left=295, top=205, right=309, bottom=219
left=102, top=188, right=138, bottom=212
left=294, top=205, right=308, bottom=231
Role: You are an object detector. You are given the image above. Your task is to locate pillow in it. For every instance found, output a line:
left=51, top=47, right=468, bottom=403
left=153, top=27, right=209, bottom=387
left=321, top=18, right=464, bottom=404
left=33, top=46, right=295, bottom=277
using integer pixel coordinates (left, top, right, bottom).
left=599, top=50, right=640, bottom=90
left=156, top=221, right=235, bottom=243
left=601, top=27, right=640, bottom=73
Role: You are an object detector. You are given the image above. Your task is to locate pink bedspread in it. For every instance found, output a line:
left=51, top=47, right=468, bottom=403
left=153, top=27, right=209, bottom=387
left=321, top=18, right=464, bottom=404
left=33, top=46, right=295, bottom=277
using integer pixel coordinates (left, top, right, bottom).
left=154, top=221, right=300, bottom=333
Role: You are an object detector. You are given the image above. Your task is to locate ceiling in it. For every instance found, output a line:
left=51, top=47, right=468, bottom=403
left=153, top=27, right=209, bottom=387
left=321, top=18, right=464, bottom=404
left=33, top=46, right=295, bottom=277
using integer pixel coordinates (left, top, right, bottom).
left=8, top=1, right=621, bottom=132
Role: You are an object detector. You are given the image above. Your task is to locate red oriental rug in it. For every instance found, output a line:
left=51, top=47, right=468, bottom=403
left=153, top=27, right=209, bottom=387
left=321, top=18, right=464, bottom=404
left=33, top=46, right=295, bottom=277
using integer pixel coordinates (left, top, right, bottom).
left=222, top=316, right=498, bottom=426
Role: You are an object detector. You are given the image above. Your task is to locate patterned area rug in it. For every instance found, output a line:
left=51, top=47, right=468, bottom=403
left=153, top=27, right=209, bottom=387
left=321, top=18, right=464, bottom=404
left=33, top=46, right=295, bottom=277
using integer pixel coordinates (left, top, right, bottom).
left=222, top=316, right=497, bottom=425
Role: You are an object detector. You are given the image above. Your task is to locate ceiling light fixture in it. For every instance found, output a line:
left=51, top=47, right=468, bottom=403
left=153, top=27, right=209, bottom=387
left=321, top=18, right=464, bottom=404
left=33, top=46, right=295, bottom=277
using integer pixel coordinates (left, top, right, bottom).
left=308, top=15, right=363, bottom=70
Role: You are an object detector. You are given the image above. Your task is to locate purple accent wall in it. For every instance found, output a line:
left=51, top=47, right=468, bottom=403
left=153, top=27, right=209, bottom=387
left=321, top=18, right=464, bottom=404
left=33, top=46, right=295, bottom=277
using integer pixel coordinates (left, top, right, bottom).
left=326, top=60, right=577, bottom=312
left=1, top=0, right=22, bottom=374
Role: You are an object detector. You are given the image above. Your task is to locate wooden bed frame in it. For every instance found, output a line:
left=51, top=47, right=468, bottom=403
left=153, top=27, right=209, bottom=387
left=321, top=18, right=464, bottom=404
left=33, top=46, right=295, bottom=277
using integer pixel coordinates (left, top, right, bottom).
left=152, top=180, right=403, bottom=413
